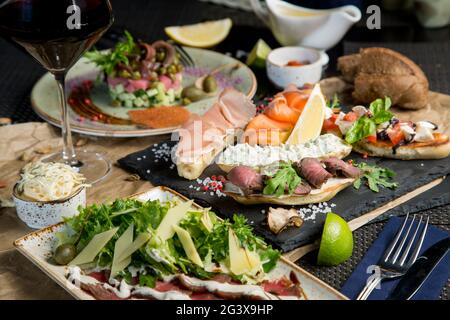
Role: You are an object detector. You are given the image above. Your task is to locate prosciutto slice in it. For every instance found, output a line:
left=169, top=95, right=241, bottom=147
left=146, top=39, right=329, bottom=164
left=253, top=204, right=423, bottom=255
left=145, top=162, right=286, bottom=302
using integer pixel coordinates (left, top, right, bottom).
left=175, top=88, right=256, bottom=163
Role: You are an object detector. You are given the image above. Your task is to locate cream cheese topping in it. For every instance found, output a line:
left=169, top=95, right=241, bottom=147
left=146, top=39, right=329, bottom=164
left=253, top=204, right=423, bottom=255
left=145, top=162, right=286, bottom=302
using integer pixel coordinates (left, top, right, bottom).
left=217, top=134, right=352, bottom=168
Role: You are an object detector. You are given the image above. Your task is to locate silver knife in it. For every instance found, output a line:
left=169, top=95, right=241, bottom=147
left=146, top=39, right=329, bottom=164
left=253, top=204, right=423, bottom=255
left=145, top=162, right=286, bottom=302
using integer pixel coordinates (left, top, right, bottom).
left=387, top=237, right=450, bottom=300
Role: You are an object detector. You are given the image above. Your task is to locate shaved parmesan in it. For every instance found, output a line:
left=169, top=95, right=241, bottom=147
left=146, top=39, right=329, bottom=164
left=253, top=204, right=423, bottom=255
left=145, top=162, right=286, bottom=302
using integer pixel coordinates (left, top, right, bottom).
left=70, top=227, right=119, bottom=266
left=117, top=232, right=151, bottom=262
left=173, top=225, right=203, bottom=267
left=200, top=209, right=213, bottom=232
left=228, top=229, right=261, bottom=275
left=110, top=224, right=134, bottom=278
left=156, top=200, right=193, bottom=240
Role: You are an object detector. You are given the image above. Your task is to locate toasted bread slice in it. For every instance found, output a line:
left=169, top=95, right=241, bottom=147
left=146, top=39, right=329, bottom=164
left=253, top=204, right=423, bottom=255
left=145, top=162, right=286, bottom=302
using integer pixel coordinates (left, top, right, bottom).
left=353, top=133, right=450, bottom=160
left=177, top=135, right=235, bottom=180
left=225, top=178, right=354, bottom=206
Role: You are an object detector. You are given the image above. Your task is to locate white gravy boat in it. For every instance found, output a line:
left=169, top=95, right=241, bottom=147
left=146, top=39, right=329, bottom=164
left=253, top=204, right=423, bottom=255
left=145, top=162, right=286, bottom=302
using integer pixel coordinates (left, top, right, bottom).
left=250, top=0, right=361, bottom=50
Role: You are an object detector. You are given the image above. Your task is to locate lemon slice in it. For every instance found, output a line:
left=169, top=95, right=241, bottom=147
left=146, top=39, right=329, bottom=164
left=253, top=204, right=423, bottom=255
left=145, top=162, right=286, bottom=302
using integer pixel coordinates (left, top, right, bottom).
left=165, top=18, right=232, bottom=48
left=285, top=84, right=326, bottom=145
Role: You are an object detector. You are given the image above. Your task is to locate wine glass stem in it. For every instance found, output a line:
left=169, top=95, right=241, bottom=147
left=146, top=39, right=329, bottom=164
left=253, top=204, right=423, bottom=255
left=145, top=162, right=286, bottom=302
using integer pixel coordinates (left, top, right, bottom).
left=54, top=72, right=78, bottom=166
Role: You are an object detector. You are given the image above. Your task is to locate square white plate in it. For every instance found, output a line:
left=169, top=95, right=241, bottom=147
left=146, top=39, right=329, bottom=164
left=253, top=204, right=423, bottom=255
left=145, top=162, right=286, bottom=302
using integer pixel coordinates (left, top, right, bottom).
left=14, top=186, right=348, bottom=300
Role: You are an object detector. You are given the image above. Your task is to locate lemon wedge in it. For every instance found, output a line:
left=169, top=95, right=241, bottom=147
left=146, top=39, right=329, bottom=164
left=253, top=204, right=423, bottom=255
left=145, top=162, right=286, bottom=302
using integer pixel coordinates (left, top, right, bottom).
left=285, top=84, right=326, bottom=145
left=165, top=18, right=232, bottom=48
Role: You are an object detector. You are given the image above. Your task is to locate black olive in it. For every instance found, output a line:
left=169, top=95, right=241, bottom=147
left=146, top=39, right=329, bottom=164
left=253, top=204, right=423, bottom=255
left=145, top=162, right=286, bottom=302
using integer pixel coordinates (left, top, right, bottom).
left=53, top=244, right=77, bottom=265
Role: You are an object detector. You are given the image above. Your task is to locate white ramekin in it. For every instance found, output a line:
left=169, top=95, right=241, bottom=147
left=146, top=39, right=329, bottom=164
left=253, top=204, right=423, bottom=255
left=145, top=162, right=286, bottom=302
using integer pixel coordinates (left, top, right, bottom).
left=13, top=186, right=86, bottom=229
left=266, top=46, right=329, bottom=89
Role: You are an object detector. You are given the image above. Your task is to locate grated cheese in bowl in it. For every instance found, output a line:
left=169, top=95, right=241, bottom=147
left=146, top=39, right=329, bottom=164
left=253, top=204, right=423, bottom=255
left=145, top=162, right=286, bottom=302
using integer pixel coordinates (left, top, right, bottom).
left=15, top=162, right=90, bottom=202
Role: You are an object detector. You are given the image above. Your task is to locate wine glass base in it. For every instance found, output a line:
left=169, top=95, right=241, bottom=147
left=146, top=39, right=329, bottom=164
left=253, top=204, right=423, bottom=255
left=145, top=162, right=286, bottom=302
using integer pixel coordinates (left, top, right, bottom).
left=40, top=150, right=111, bottom=185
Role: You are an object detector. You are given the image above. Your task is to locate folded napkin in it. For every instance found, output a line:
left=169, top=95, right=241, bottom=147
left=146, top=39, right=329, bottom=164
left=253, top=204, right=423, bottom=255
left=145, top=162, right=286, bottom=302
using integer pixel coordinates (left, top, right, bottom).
left=341, top=216, right=450, bottom=300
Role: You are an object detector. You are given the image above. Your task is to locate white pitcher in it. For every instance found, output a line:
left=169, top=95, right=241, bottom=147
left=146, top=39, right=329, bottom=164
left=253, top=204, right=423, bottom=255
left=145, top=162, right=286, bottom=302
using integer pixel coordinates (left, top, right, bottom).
left=250, top=0, right=361, bottom=50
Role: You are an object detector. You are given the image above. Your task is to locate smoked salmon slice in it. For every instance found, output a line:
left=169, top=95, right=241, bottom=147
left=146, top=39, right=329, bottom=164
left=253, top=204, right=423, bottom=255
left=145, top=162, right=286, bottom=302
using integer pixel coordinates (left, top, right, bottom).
left=244, top=114, right=292, bottom=145
left=282, top=91, right=310, bottom=113
left=245, top=114, right=293, bottom=131
left=264, top=96, right=301, bottom=124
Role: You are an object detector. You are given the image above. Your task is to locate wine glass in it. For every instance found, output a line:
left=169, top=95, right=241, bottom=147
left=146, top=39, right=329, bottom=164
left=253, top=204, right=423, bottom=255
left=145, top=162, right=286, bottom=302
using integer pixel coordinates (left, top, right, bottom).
left=0, top=0, right=114, bottom=184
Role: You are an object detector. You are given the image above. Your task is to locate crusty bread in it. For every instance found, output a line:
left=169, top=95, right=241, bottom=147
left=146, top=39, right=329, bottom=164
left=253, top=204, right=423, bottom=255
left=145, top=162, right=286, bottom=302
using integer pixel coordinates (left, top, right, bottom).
left=177, top=135, right=235, bottom=180
left=225, top=178, right=354, bottom=206
left=353, top=133, right=450, bottom=160
left=353, top=73, right=429, bottom=110
left=337, top=53, right=361, bottom=82
left=338, top=47, right=429, bottom=110
left=359, top=47, right=428, bottom=83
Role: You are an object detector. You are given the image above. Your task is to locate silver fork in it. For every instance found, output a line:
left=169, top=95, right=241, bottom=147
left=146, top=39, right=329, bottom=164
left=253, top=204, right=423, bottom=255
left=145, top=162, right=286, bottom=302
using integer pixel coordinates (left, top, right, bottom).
left=167, top=40, right=195, bottom=67
left=356, top=213, right=429, bottom=300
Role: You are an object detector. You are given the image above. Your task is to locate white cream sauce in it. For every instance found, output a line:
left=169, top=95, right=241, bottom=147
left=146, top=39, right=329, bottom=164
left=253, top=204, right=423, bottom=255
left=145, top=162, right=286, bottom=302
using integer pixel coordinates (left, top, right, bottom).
left=178, top=275, right=277, bottom=300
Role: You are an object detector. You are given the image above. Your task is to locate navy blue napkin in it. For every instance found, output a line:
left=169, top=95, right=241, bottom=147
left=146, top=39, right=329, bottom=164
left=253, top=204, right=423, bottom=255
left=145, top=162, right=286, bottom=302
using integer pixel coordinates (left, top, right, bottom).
left=341, top=216, right=450, bottom=300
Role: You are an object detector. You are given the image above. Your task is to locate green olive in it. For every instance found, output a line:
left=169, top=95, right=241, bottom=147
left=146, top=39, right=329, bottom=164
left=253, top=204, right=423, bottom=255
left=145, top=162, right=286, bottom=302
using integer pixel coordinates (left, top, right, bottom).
left=202, top=75, right=217, bottom=93
left=176, top=64, right=183, bottom=72
left=53, top=243, right=77, bottom=265
left=181, top=86, right=207, bottom=102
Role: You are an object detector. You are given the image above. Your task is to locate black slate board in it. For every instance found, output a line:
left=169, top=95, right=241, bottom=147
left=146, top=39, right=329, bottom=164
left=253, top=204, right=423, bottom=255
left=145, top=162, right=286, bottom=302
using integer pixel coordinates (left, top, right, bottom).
left=118, top=141, right=450, bottom=252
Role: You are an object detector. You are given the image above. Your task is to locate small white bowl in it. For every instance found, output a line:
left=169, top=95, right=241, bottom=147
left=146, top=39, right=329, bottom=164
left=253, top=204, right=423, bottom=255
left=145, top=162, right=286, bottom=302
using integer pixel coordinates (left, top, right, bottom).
left=266, top=46, right=328, bottom=89
left=13, top=186, right=86, bottom=229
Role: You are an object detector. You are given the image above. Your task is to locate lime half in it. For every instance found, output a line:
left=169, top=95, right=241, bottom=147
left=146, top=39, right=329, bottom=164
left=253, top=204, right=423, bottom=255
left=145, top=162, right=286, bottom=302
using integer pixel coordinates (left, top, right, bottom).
left=246, top=39, right=271, bottom=69
left=317, top=213, right=353, bottom=266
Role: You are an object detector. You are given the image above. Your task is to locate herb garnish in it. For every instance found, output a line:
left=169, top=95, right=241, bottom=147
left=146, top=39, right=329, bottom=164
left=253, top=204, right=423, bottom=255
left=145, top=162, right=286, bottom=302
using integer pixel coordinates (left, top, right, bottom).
left=84, top=31, right=138, bottom=76
left=353, top=162, right=399, bottom=192
left=345, top=97, right=393, bottom=144
left=327, top=93, right=340, bottom=109
left=263, top=162, right=301, bottom=197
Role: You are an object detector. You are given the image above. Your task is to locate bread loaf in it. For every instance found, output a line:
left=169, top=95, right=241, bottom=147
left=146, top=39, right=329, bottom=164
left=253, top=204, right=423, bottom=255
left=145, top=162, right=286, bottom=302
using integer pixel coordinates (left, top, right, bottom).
left=338, top=47, right=429, bottom=109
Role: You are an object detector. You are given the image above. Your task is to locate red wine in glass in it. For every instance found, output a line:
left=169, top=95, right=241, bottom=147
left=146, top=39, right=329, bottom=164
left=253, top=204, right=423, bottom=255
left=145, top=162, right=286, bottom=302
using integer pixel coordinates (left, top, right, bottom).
left=0, top=0, right=114, bottom=183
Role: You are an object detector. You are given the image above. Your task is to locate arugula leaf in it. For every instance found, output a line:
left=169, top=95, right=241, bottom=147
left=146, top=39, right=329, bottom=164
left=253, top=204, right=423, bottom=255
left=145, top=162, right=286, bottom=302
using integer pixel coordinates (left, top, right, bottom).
left=353, top=162, right=399, bottom=192
left=260, top=246, right=281, bottom=273
left=263, top=162, right=301, bottom=196
left=345, top=116, right=377, bottom=144
left=139, top=273, right=156, bottom=288
left=84, top=30, right=138, bottom=76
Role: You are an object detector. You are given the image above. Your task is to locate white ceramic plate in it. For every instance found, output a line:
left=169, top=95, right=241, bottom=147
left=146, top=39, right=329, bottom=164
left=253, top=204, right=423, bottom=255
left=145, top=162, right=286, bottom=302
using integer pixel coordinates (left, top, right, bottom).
left=14, top=186, right=347, bottom=300
left=31, top=48, right=257, bottom=138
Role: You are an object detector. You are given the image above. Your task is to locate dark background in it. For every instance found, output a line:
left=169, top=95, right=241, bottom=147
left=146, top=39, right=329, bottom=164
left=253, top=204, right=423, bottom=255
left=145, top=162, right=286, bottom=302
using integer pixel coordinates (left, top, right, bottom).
left=0, top=0, right=449, bottom=298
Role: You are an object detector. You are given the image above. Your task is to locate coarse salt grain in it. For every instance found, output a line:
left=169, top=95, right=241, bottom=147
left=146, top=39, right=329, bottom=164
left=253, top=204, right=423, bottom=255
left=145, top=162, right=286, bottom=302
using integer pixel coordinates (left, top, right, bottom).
left=297, top=202, right=335, bottom=222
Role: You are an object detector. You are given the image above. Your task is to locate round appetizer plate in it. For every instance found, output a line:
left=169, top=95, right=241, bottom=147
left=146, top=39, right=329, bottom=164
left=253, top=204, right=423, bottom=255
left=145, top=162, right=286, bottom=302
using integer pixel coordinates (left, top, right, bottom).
left=31, top=47, right=257, bottom=138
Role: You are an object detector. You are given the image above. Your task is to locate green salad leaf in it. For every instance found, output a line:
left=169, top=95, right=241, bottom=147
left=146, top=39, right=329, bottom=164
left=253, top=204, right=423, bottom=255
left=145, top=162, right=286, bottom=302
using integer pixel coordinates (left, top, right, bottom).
left=353, top=162, right=399, bottom=192
left=84, top=31, right=138, bottom=76
left=263, top=162, right=301, bottom=197
left=61, top=198, right=281, bottom=287
left=327, top=93, right=340, bottom=109
left=345, top=97, right=393, bottom=144
left=345, top=116, right=377, bottom=144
